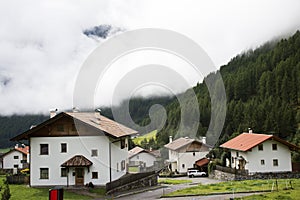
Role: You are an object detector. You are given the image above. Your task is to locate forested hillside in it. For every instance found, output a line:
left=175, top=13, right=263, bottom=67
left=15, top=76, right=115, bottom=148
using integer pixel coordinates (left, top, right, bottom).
left=153, top=31, right=300, bottom=150
left=0, top=115, right=48, bottom=148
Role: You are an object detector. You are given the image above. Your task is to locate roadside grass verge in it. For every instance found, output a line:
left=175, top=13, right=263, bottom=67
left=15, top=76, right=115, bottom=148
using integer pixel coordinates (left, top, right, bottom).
left=159, top=179, right=192, bottom=185
left=164, top=178, right=299, bottom=197
left=235, top=179, right=300, bottom=200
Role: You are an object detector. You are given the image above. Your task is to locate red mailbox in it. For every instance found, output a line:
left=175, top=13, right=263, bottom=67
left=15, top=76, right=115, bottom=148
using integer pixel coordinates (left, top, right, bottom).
left=49, top=186, right=63, bottom=200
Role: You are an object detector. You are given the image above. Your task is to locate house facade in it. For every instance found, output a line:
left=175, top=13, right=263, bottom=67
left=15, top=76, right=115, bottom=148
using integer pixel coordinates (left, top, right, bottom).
left=220, top=133, right=299, bottom=174
left=164, top=137, right=210, bottom=173
left=11, top=111, right=137, bottom=187
left=1, top=145, right=29, bottom=170
left=128, top=146, right=159, bottom=168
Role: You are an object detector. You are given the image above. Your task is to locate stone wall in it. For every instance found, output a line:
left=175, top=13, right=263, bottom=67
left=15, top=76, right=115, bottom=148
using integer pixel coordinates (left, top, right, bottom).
left=210, top=169, right=300, bottom=181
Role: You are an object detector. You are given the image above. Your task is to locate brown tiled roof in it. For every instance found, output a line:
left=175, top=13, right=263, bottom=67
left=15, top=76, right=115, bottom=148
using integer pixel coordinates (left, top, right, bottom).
left=66, top=112, right=137, bottom=138
left=15, top=146, right=29, bottom=155
left=11, top=112, right=137, bottom=141
left=164, top=137, right=194, bottom=151
left=195, top=158, right=209, bottom=167
left=61, top=155, right=93, bottom=167
left=128, top=146, right=159, bottom=158
left=220, top=133, right=300, bottom=151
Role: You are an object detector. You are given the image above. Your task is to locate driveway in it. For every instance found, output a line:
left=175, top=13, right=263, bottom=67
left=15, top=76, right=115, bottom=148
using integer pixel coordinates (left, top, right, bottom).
left=116, top=177, right=222, bottom=200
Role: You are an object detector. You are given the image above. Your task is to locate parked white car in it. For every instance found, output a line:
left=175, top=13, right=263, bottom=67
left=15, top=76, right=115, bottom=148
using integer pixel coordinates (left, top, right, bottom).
left=187, top=169, right=206, bottom=177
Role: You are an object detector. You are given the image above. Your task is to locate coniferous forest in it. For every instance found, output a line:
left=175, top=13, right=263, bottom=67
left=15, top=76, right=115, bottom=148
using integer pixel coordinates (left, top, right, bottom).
left=0, top=31, right=299, bottom=161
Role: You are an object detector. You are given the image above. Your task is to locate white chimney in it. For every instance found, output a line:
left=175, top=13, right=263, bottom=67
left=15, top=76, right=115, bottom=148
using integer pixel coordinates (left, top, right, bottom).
left=169, top=136, right=173, bottom=143
left=15, top=144, right=18, bottom=149
left=50, top=108, right=58, bottom=118
left=248, top=128, right=253, bottom=134
left=201, top=137, right=206, bottom=144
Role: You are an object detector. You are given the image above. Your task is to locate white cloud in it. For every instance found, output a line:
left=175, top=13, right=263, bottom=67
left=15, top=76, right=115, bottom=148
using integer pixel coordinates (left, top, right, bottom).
left=0, top=0, right=300, bottom=115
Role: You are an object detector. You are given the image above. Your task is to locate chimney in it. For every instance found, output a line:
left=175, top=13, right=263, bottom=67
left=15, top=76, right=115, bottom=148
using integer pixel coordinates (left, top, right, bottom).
left=169, top=136, right=173, bottom=143
left=73, top=107, right=79, bottom=112
left=149, top=147, right=152, bottom=151
left=201, top=136, right=206, bottom=144
left=15, top=144, right=18, bottom=149
left=50, top=108, right=58, bottom=118
left=248, top=128, right=253, bottom=134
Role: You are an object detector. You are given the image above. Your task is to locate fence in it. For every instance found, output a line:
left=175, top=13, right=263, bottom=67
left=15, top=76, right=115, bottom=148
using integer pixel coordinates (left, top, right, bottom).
left=6, top=175, right=29, bottom=184
left=106, top=171, right=157, bottom=194
left=215, top=165, right=248, bottom=175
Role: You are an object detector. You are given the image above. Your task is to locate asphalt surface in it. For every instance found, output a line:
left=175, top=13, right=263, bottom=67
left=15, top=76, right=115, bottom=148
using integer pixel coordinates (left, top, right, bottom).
left=115, top=177, right=223, bottom=200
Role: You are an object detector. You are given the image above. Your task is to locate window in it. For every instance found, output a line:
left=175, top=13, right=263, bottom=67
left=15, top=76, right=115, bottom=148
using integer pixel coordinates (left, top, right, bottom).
left=236, top=152, right=239, bottom=157
left=57, top=124, right=64, bottom=132
left=182, top=164, right=185, bottom=168
left=92, top=172, right=98, bottom=179
left=261, top=160, right=265, bottom=165
left=91, top=149, right=98, bottom=157
left=117, top=163, right=119, bottom=172
left=273, top=159, right=278, bottom=166
left=258, top=144, right=263, bottom=151
left=14, top=164, right=18, bottom=168
left=61, top=168, right=67, bottom=177
left=120, top=138, right=126, bottom=149
left=136, top=155, right=139, bottom=159
left=272, top=144, right=277, bottom=151
left=40, top=168, right=49, bottom=179
left=61, top=143, right=67, bottom=153
left=231, top=157, right=234, bottom=163
left=193, top=152, right=195, bottom=156
left=14, top=156, right=19, bottom=159
left=121, top=160, right=125, bottom=171
left=40, top=144, right=49, bottom=155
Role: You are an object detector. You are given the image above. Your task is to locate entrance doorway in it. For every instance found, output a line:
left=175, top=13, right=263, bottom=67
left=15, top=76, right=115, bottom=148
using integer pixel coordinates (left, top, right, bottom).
left=75, top=168, right=84, bottom=186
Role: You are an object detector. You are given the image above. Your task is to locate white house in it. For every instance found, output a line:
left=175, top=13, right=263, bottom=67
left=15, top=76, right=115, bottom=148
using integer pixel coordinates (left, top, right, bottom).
left=11, top=111, right=137, bottom=187
left=164, top=137, right=210, bottom=173
left=220, top=132, right=299, bottom=174
left=1, top=145, right=29, bottom=170
left=128, top=146, right=159, bottom=168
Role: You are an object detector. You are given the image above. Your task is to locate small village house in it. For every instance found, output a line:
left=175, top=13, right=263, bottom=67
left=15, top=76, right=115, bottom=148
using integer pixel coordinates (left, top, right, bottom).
left=220, top=132, right=299, bottom=174
left=0, top=145, right=29, bottom=172
left=164, top=136, right=210, bottom=174
left=128, top=146, right=160, bottom=172
left=11, top=111, right=137, bottom=187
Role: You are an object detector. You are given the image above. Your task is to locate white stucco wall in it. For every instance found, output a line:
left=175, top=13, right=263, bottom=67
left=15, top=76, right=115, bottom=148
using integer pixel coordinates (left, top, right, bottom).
left=129, top=152, right=156, bottom=167
left=177, top=151, right=208, bottom=173
left=30, top=136, right=128, bottom=186
left=231, top=140, right=292, bottom=173
left=3, top=151, right=24, bottom=169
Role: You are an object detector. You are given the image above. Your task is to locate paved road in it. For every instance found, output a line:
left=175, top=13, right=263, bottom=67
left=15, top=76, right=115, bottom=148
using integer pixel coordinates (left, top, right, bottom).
left=116, top=177, right=223, bottom=200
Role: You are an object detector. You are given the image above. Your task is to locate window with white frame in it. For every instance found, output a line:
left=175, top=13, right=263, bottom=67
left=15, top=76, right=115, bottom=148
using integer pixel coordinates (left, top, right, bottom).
left=40, top=168, right=49, bottom=179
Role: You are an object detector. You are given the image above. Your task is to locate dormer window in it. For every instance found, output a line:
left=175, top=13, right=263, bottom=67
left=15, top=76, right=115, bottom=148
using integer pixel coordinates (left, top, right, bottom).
left=258, top=144, right=263, bottom=151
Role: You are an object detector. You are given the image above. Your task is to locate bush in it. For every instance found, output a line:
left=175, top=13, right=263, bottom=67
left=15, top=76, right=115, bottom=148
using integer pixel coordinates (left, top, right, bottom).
left=1, top=180, right=11, bottom=200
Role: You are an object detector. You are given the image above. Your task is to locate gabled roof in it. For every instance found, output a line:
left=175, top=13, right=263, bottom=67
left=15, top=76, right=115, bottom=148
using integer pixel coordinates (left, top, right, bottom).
left=164, top=137, right=194, bottom=151
left=195, top=157, right=210, bottom=167
left=11, top=112, right=137, bottom=141
left=61, top=155, right=93, bottom=167
left=164, top=137, right=210, bottom=151
left=220, top=133, right=300, bottom=152
left=15, top=146, right=29, bottom=155
left=128, top=146, right=159, bottom=158
left=1, top=146, right=29, bottom=158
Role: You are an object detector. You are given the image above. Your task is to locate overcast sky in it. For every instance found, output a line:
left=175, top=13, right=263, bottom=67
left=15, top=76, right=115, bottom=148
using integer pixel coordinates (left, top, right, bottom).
left=0, top=0, right=300, bottom=115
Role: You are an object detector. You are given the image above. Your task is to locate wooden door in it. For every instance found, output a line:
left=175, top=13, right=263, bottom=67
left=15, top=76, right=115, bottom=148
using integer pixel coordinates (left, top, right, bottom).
left=75, top=168, right=84, bottom=186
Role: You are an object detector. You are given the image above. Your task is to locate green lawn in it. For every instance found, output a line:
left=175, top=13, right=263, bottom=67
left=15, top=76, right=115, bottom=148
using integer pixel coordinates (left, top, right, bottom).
left=129, top=166, right=139, bottom=173
left=0, top=148, right=10, bottom=153
left=132, top=130, right=157, bottom=145
left=164, top=179, right=299, bottom=197
left=158, top=179, right=192, bottom=185
left=0, top=176, right=92, bottom=200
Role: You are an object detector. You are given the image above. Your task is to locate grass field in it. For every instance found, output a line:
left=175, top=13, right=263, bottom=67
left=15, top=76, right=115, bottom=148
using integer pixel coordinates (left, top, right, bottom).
left=158, top=179, right=192, bottom=185
left=0, top=176, right=95, bottom=200
left=132, top=130, right=157, bottom=145
left=164, top=178, right=299, bottom=198
left=0, top=148, right=10, bottom=153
